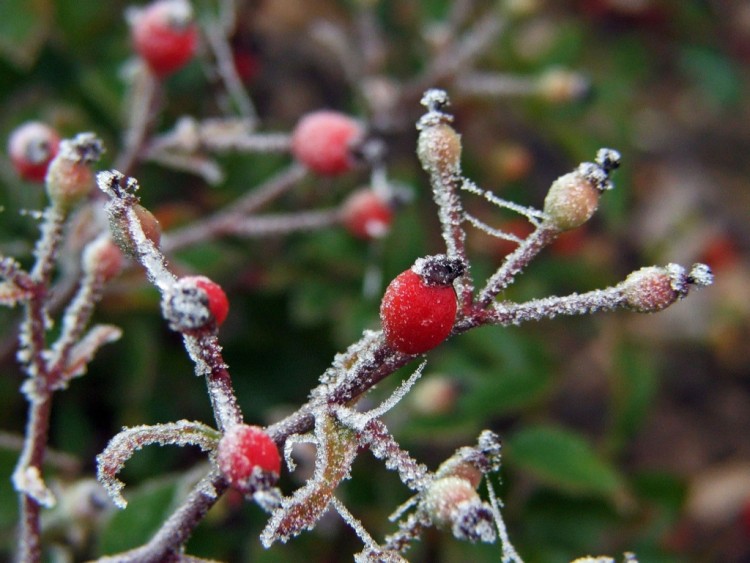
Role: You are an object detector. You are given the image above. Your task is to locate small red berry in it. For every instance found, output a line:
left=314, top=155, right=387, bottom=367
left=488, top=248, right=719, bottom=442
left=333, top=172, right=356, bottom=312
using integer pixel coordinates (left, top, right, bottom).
left=8, top=122, right=60, bottom=182
left=217, top=424, right=281, bottom=493
left=162, top=275, right=229, bottom=331
left=380, top=255, right=463, bottom=355
left=341, top=188, right=393, bottom=240
left=291, top=110, right=363, bottom=176
left=193, top=276, right=229, bottom=326
left=129, top=0, right=198, bottom=77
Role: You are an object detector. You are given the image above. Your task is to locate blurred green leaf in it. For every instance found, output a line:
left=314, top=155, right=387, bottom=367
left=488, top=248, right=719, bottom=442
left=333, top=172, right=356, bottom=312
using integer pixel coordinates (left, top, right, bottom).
left=607, top=341, right=659, bottom=454
left=0, top=0, right=52, bottom=69
left=680, top=46, right=742, bottom=109
left=0, top=448, right=20, bottom=546
left=97, top=474, right=184, bottom=556
left=507, top=424, right=624, bottom=497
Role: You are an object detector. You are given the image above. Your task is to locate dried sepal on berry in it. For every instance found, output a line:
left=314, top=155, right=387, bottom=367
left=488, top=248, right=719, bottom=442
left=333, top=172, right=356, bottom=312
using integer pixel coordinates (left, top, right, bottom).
left=45, top=133, right=104, bottom=210
left=7, top=121, right=60, bottom=182
left=161, top=275, right=229, bottom=332
left=291, top=110, right=363, bottom=176
left=217, top=424, right=281, bottom=494
left=380, top=255, right=464, bottom=355
left=128, top=0, right=198, bottom=77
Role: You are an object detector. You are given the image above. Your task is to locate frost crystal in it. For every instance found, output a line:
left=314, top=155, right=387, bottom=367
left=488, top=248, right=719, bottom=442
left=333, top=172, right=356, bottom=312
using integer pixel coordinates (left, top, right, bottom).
left=96, top=420, right=219, bottom=508
left=688, top=263, right=713, bottom=287
left=12, top=465, right=56, bottom=508
left=162, top=278, right=213, bottom=332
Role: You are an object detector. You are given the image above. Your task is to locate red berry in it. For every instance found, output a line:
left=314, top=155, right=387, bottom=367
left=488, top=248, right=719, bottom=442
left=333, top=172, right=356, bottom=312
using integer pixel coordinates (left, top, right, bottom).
left=380, top=255, right=463, bottom=355
left=291, top=111, right=363, bottom=176
left=129, top=0, right=198, bottom=77
left=217, top=424, right=281, bottom=493
left=8, top=122, right=60, bottom=182
left=192, top=276, right=229, bottom=326
left=162, top=275, right=229, bottom=331
left=341, top=189, right=393, bottom=240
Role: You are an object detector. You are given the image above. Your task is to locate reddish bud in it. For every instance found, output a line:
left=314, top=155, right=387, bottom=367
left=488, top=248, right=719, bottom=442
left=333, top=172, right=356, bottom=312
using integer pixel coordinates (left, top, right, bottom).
left=621, top=263, right=712, bottom=313
left=129, top=0, right=198, bottom=77
left=622, top=265, right=684, bottom=313
left=111, top=203, right=162, bottom=257
left=380, top=255, right=463, bottom=355
left=45, top=133, right=104, bottom=210
left=7, top=122, right=60, bottom=182
left=341, top=189, right=393, bottom=240
left=83, top=237, right=124, bottom=282
left=291, top=111, right=363, bottom=176
left=217, top=424, right=281, bottom=494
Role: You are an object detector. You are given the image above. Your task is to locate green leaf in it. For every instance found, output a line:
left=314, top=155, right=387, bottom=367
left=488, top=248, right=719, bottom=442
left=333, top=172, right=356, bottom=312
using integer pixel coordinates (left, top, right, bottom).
left=507, top=425, right=624, bottom=497
left=0, top=0, right=52, bottom=69
left=96, top=475, right=183, bottom=556
left=680, top=46, right=742, bottom=109
left=607, top=342, right=659, bottom=454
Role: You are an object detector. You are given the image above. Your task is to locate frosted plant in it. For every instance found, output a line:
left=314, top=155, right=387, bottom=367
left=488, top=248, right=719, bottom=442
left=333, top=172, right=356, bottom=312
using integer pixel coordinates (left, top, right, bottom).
left=1, top=2, right=717, bottom=562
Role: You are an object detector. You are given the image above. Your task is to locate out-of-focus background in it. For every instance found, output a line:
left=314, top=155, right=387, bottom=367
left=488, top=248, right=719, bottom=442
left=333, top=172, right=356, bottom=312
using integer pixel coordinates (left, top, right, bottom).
left=0, top=1, right=748, bottom=561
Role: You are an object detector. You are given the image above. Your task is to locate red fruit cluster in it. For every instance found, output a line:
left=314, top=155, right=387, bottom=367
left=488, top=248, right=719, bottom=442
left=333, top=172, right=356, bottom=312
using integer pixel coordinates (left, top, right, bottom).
left=7, top=122, right=60, bottom=182
left=291, top=111, right=363, bottom=176
left=341, top=189, right=393, bottom=240
left=216, top=424, right=281, bottom=493
left=130, top=0, right=198, bottom=76
left=380, top=255, right=463, bottom=355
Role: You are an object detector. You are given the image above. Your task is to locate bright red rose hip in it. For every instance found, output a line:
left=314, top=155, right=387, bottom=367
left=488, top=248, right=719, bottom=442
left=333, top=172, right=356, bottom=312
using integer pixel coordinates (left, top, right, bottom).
left=341, top=189, right=393, bottom=240
left=217, top=424, right=281, bottom=493
left=8, top=122, right=60, bottom=183
left=130, top=0, right=198, bottom=76
left=380, top=255, right=463, bottom=355
left=291, top=111, right=363, bottom=176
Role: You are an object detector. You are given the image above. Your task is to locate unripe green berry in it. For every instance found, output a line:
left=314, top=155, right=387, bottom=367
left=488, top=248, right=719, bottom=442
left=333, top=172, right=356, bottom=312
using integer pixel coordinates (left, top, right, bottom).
left=543, top=170, right=599, bottom=231
left=417, top=122, right=462, bottom=177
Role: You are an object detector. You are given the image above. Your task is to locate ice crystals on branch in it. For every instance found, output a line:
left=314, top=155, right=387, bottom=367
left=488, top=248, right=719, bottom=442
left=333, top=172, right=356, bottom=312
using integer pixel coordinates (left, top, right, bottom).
left=96, top=420, right=220, bottom=509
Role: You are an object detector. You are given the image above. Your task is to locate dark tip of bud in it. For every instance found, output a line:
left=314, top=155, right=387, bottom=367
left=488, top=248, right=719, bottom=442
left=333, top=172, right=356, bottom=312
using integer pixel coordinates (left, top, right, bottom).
left=595, top=148, right=621, bottom=174
left=412, top=254, right=465, bottom=286
left=420, top=89, right=451, bottom=113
